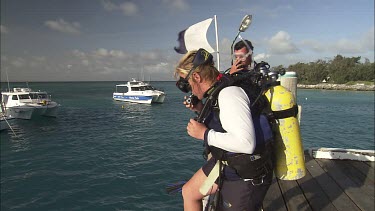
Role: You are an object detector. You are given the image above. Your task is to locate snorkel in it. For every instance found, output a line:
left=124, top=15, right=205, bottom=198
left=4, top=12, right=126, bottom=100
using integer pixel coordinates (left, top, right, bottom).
left=230, top=15, right=252, bottom=65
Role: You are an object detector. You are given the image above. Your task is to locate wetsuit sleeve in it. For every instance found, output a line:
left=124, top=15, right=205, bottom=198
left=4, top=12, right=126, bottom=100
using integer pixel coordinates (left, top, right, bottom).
left=206, top=86, right=256, bottom=154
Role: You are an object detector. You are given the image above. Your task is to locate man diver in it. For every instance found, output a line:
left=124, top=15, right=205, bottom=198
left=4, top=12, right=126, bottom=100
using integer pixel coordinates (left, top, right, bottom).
left=175, top=48, right=273, bottom=210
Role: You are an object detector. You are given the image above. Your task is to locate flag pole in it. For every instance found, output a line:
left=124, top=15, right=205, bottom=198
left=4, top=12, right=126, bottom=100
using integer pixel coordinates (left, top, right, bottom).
left=214, top=15, right=220, bottom=72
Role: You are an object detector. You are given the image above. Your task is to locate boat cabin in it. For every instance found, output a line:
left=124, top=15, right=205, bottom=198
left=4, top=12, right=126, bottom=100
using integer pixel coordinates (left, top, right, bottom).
left=2, top=88, right=51, bottom=107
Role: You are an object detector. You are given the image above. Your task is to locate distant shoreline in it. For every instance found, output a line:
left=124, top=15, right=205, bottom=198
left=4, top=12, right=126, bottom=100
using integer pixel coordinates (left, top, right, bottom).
left=297, top=83, right=375, bottom=91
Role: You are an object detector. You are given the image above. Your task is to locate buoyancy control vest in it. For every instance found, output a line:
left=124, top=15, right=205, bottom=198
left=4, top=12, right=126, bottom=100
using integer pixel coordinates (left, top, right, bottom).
left=201, top=73, right=274, bottom=180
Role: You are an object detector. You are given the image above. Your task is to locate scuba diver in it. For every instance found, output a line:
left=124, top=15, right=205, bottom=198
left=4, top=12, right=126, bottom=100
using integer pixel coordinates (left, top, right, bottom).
left=174, top=48, right=274, bottom=210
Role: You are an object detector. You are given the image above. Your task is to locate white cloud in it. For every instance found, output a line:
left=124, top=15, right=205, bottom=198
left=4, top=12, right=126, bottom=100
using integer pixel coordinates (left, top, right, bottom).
left=11, top=58, right=26, bottom=67
left=0, top=25, right=9, bottom=34
left=1, top=55, right=8, bottom=62
left=299, top=39, right=326, bottom=53
left=268, top=31, right=299, bottom=54
left=33, top=56, right=46, bottom=62
left=361, top=27, right=374, bottom=52
left=240, top=5, right=293, bottom=19
left=254, top=53, right=271, bottom=62
left=331, top=38, right=363, bottom=54
left=101, top=0, right=138, bottom=16
left=145, top=62, right=169, bottom=73
left=44, top=19, right=81, bottom=35
left=119, top=2, right=138, bottom=16
left=72, top=50, right=86, bottom=58
left=101, top=0, right=117, bottom=11
left=109, top=50, right=128, bottom=59
left=300, top=27, right=374, bottom=54
left=162, top=0, right=189, bottom=11
left=93, top=48, right=109, bottom=57
left=82, top=60, right=89, bottom=66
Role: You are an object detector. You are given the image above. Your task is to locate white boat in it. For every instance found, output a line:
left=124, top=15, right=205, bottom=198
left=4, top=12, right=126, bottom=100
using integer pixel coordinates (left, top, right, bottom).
left=113, top=79, right=166, bottom=104
left=1, top=87, right=60, bottom=119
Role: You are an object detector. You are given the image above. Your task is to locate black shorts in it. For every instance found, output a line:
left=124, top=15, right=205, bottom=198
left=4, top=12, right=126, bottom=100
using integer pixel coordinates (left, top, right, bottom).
left=202, top=158, right=273, bottom=210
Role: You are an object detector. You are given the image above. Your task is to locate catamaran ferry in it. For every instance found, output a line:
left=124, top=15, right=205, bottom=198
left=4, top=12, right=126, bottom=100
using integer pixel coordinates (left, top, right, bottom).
left=113, top=79, right=165, bottom=104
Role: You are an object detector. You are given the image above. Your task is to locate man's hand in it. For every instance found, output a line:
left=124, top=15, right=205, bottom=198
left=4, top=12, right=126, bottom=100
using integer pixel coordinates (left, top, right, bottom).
left=187, top=118, right=207, bottom=140
left=229, top=58, right=245, bottom=74
left=183, top=96, right=203, bottom=112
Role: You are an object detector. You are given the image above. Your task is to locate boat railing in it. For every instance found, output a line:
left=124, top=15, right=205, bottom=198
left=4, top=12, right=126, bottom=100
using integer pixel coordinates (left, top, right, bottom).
left=35, top=94, right=52, bottom=105
left=13, top=88, right=32, bottom=93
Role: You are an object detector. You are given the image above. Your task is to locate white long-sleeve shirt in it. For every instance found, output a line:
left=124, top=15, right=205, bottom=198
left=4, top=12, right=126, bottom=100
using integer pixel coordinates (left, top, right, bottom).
left=206, top=86, right=256, bottom=154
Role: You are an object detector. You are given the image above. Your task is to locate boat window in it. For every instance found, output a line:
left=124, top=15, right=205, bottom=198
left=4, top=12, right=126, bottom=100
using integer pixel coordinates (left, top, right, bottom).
left=132, top=87, right=140, bottom=91
left=18, top=94, right=30, bottom=100
left=116, top=86, right=128, bottom=93
left=30, top=93, right=38, bottom=99
left=38, top=94, right=47, bottom=99
left=12, top=95, right=18, bottom=100
left=145, top=86, right=155, bottom=90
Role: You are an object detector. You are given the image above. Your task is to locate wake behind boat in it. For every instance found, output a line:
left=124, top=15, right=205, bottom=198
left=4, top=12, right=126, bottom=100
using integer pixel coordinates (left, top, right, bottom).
left=113, top=79, right=166, bottom=104
left=1, top=87, right=60, bottom=119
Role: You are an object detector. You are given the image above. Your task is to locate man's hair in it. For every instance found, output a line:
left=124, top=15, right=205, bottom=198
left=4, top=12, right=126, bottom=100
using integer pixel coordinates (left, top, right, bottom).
left=234, top=40, right=254, bottom=51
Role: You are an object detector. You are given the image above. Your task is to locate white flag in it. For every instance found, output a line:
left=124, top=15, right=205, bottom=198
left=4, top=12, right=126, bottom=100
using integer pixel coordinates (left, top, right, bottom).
left=174, top=18, right=215, bottom=54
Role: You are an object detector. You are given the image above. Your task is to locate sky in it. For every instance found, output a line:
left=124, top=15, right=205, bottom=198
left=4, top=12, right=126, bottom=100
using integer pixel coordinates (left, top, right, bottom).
left=0, top=0, right=374, bottom=82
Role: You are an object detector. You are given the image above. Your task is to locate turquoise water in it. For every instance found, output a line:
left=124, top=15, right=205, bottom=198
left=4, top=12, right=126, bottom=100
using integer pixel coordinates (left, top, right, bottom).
left=1, top=82, right=374, bottom=210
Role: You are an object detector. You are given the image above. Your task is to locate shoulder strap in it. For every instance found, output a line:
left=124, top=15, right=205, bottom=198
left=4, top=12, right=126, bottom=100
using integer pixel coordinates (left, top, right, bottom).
left=196, top=74, right=234, bottom=123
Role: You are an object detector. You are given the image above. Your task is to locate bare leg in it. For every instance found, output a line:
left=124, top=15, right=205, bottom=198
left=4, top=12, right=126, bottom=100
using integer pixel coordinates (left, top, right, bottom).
left=182, top=168, right=218, bottom=211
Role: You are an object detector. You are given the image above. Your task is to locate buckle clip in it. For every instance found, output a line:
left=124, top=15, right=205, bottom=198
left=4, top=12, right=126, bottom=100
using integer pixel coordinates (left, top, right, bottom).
left=248, top=174, right=265, bottom=186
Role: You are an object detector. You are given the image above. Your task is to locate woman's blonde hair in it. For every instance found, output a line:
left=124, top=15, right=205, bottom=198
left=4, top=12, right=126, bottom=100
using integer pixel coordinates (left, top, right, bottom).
left=174, top=50, right=219, bottom=84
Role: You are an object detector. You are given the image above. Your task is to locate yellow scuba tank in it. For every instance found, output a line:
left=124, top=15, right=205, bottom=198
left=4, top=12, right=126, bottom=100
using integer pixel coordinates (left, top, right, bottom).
left=265, top=85, right=306, bottom=180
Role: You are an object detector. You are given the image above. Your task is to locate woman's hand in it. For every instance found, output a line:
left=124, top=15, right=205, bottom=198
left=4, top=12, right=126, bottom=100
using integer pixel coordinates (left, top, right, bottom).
left=187, top=118, right=207, bottom=140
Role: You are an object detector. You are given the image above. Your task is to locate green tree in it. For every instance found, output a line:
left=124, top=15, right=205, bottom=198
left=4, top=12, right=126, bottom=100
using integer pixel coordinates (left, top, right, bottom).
left=285, top=54, right=374, bottom=84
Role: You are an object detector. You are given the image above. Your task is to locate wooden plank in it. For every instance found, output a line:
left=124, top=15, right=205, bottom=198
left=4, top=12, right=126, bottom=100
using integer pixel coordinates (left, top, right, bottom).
left=263, top=175, right=287, bottom=211
left=278, top=179, right=311, bottom=211
left=365, top=161, right=374, bottom=168
left=317, top=159, right=373, bottom=211
left=349, top=160, right=375, bottom=183
left=306, top=157, right=360, bottom=211
left=335, top=160, right=375, bottom=199
left=298, top=154, right=337, bottom=211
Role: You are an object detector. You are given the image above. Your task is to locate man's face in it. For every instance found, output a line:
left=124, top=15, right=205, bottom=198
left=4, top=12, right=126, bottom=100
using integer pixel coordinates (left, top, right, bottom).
left=233, top=47, right=252, bottom=66
left=178, top=72, right=205, bottom=100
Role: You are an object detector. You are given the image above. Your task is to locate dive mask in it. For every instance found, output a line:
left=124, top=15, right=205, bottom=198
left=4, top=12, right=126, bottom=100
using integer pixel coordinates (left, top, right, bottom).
left=176, top=48, right=213, bottom=93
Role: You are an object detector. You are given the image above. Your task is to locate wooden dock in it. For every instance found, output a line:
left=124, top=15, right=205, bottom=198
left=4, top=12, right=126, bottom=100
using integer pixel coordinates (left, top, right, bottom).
left=263, top=151, right=374, bottom=211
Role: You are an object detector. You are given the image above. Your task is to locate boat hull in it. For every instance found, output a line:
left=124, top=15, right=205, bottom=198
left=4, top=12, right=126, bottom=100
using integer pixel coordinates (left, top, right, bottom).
left=152, top=94, right=165, bottom=103
left=29, top=102, right=60, bottom=117
left=113, top=93, right=166, bottom=104
left=5, top=106, right=34, bottom=120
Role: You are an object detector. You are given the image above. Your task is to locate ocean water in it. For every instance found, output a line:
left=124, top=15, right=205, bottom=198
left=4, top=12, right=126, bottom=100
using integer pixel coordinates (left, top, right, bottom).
left=1, top=82, right=374, bottom=210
